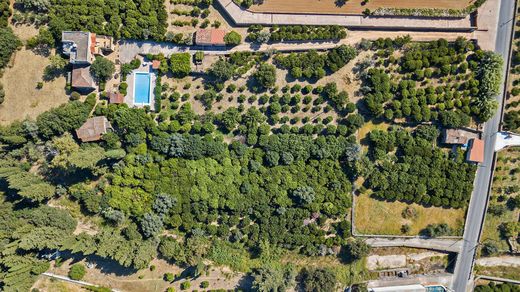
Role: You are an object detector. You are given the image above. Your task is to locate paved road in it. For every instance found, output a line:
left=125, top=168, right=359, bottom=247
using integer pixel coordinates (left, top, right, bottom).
left=451, top=0, right=516, bottom=291
left=365, top=238, right=463, bottom=253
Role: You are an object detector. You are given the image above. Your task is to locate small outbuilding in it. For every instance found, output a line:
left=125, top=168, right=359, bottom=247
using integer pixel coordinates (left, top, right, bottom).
left=75, top=116, right=112, bottom=142
left=108, top=91, right=125, bottom=104
left=195, top=29, right=226, bottom=46
left=151, top=60, right=161, bottom=70
left=466, top=138, right=485, bottom=164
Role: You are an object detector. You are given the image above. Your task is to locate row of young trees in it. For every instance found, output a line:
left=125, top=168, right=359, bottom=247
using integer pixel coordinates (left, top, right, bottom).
left=274, top=45, right=357, bottom=80
left=247, top=25, right=347, bottom=43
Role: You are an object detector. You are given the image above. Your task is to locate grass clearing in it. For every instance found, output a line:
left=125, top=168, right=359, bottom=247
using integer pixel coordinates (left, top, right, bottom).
left=281, top=251, right=376, bottom=285
left=474, top=265, right=520, bottom=281
left=0, top=49, right=68, bottom=125
left=354, top=193, right=465, bottom=235
left=356, top=120, right=389, bottom=149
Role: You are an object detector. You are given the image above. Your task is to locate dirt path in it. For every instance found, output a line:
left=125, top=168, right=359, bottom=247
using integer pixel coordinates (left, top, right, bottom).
left=477, top=256, right=520, bottom=267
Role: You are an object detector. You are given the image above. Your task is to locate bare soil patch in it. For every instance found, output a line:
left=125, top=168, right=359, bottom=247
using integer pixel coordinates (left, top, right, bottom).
left=0, top=49, right=68, bottom=125
left=248, top=0, right=472, bottom=15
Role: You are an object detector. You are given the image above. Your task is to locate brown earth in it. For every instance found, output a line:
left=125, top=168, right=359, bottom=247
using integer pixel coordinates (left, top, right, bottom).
left=248, top=0, right=473, bottom=15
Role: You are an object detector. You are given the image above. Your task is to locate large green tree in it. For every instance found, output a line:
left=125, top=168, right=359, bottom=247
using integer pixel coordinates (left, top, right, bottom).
left=90, top=56, right=115, bottom=82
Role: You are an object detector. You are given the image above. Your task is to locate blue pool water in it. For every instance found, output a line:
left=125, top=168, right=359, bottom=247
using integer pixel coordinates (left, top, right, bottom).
left=426, top=286, right=446, bottom=292
left=134, top=72, right=151, bottom=104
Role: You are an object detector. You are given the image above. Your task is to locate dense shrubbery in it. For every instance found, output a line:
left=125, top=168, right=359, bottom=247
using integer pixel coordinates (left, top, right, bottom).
left=0, top=92, right=366, bottom=290
left=0, top=27, right=22, bottom=69
left=275, top=45, right=357, bottom=80
left=0, top=0, right=11, bottom=27
left=247, top=25, right=347, bottom=43
left=48, top=0, right=167, bottom=40
left=170, top=53, right=191, bottom=77
left=365, top=127, right=476, bottom=208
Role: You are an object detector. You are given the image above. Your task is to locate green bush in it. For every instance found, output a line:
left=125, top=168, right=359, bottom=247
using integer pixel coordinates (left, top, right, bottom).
left=180, top=281, right=191, bottom=290
left=68, top=263, right=86, bottom=280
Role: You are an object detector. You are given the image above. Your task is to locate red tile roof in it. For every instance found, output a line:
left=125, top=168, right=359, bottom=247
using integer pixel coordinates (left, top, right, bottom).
left=152, top=60, right=161, bottom=70
left=108, top=92, right=124, bottom=104
left=195, top=29, right=226, bottom=46
left=467, top=138, right=484, bottom=163
left=75, top=116, right=111, bottom=142
left=90, top=33, right=97, bottom=54
left=71, top=65, right=95, bottom=89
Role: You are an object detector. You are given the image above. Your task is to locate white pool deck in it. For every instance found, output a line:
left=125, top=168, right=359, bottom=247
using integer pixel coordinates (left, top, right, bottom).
left=124, top=62, right=156, bottom=111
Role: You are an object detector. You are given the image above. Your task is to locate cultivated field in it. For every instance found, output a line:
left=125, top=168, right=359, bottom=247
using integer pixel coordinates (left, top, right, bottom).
left=0, top=49, right=68, bottom=125
left=354, top=193, right=466, bottom=236
left=481, top=148, right=520, bottom=251
left=247, top=0, right=472, bottom=15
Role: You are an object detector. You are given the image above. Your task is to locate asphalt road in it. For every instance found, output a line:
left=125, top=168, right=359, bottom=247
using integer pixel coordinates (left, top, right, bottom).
left=451, top=0, right=516, bottom=291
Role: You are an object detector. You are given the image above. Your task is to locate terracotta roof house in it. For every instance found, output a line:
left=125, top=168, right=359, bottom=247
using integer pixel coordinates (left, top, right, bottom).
left=71, top=65, right=95, bottom=91
left=466, top=138, right=485, bottom=164
left=75, top=116, right=112, bottom=142
left=108, top=91, right=125, bottom=104
left=62, top=31, right=114, bottom=65
left=152, top=60, right=161, bottom=70
left=443, top=128, right=480, bottom=145
left=195, top=29, right=226, bottom=46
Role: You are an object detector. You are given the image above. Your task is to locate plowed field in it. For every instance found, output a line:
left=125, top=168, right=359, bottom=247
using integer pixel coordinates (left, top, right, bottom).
left=249, top=0, right=473, bottom=15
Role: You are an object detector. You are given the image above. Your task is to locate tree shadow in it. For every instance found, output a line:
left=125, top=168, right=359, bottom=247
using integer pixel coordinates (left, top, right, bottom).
left=55, top=251, right=138, bottom=277
left=335, top=0, right=347, bottom=7
left=236, top=274, right=253, bottom=291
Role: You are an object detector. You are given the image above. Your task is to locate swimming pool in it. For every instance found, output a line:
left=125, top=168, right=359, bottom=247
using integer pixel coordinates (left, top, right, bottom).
left=133, top=72, right=151, bottom=105
left=425, top=286, right=446, bottom=292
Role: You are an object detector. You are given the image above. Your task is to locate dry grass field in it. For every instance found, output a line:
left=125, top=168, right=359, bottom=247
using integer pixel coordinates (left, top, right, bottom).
left=34, top=257, right=245, bottom=292
left=354, top=193, right=466, bottom=235
left=0, top=49, right=68, bottom=125
left=248, top=0, right=472, bottom=15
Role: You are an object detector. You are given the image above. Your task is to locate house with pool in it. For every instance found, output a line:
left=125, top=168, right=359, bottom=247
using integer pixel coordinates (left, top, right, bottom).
left=125, top=60, right=157, bottom=111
